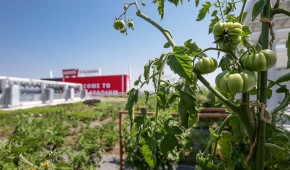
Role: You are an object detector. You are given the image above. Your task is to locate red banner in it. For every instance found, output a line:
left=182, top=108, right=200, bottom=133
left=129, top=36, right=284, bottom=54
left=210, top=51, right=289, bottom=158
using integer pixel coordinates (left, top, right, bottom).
left=62, top=69, right=78, bottom=78
left=63, top=75, right=130, bottom=96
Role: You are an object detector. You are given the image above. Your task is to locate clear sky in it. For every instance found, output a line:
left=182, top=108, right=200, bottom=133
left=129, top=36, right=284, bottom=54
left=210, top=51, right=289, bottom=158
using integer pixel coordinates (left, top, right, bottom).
left=0, top=0, right=230, bottom=91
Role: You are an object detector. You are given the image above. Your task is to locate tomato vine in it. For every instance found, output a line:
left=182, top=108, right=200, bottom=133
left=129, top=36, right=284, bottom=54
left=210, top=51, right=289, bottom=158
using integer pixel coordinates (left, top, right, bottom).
left=117, top=0, right=290, bottom=169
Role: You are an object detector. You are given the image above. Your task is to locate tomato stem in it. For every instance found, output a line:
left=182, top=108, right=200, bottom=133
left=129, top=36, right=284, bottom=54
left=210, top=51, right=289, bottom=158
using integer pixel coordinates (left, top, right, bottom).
left=254, top=0, right=271, bottom=169
left=239, top=0, right=247, bottom=23
left=240, top=92, right=255, bottom=143
left=194, top=47, right=238, bottom=61
left=136, top=11, right=176, bottom=47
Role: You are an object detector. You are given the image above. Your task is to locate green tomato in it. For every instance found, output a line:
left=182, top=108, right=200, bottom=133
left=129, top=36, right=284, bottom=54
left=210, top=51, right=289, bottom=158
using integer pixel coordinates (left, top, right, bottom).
left=194, top=57, right=218, bottom=74
left=216, top=71, right=230, bottom=93
left=128, top=20, right=134, bottom=29
left=213, top=22, right=243, bottom=51
left=227, top=73, right=244, bottom=93
left=240, top=70, right=256, bottom=93
left=260, top=49, right=277, bottom=70
left=213, top=22, right=224, bottom=36
left=113, top=19, right=125, bottom=30
left=215, top=70, right=256, bottom=93
left=120, top=28, right=126, bottom=33
left=241, top=50, right=277, bottom=71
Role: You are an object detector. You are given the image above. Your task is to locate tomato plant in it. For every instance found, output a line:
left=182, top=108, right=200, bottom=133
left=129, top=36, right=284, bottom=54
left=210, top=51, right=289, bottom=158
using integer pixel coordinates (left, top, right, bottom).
left=116, top=0, right=290, bottom=170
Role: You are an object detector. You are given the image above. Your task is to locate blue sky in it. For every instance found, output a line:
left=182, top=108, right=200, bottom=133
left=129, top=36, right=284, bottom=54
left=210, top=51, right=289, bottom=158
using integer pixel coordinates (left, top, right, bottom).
left=0, top=0, right=232, bottom=91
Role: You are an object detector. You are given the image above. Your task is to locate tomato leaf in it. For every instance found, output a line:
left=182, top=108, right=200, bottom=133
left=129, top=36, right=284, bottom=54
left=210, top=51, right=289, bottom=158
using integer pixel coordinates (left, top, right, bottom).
left=229, top=116, right=246, bottom=142
left=173, top=46, right=189, bottom=54
left=164, top=118, right=183, bottom=135
left=168, top=0, right=181, bottom=6
left=157, top=0, right=165, bottom=19
left=167, top=54, right=193, bottom=81
left=209, top=127, right=220, bottom=142
left=134, top=75, right=141, bottom=86
left=266, top=88, right=272, bottom=99
left=144, top=60, right=154, bottom=81
left=276, top=72, right=290, bottom=84
left=209, top=16, right=219, bottom=34
left=217, top=131, right=234, bottom=168
left=163, top=42, right=171, bottom=48
left=240, top=12, right=248, bottom=23
left=160, top=134, right=178, bottom=154
left=140, top=137, right=155, bottom=169
left=196, top=152, right=218, bottom=169
left=126, top=88, right=139, bottom=129
left=184, top=39, right=204, bottom=57
left=168, top=94, right=179, bottom=105
left=178, top=100, right=190, bottom=127
left=272, top=90, right=290, bottom=114
left=176, top=81, right=199, bottom=128
left=267, top=80, right=275, bottom=88
left=252, top=0, right=266, bottom=21
left=196, top=2, right=211, bottom=21
left=286, top=32, right=290, bottom=69
left=195, top=0, right=199, bottom=7
left=276, top=85, right=287, bottom=93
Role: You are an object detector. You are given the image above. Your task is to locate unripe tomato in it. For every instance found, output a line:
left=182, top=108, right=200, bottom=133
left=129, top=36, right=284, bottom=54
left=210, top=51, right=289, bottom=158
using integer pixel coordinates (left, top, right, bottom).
left=241, top=49, right=277, bottom=71
left=260, top=49, right=277, bottom=70
left=194, top=57, right=218, bottom=74
left=215, top=70, right=256, bottom=93
left=213, top=22, right=243, bottom=51
left=120, top=28, right=126, bottom=33
left=128, top=20, right=134, bottom=29
left=113, top=19, right=125, bottom=30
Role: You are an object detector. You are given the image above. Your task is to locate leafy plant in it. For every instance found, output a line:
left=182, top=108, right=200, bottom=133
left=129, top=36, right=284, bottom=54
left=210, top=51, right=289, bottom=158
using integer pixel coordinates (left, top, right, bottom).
left=0, top=101, right=124, bottom=169
left=116, top=0, right=290, bottom=169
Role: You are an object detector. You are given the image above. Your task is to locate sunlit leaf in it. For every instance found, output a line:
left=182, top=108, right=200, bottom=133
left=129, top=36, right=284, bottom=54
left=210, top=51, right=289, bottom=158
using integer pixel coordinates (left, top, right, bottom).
left=196, top=2, right=211, bottom=21
left=167, top=54, right=193, bottom=81
left=173, top=46, right=190, bottom=54
left=157, top=0, right=165, bottom=19
left=163, top=42, right=171, bottom=48
left=184, top=39, right=204, bottom=57
left=209, top=16, right=219, bottom=34
left=140, top=138, right=155, bottom=169
left=126, top=88, right=139, bottom=129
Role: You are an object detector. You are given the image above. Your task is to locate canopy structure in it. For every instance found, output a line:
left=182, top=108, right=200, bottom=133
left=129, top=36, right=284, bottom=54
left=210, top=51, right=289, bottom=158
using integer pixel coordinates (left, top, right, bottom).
left=244, top=0, right=290, bottom=116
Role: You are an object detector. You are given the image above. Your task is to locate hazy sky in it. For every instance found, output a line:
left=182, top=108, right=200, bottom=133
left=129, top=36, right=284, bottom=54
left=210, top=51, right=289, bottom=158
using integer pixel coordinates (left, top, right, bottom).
left=0, top=0, right=229, bottom=91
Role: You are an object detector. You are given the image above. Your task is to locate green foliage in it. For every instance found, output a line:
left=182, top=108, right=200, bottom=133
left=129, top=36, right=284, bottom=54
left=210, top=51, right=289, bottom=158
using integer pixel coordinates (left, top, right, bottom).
left=276, top=72, right=290, bottom=84
left=167, top=53, right=193, bottom=81
left=123, top=114, right=184, bottom=169
left=0, top=101, right=124, bottom=169
left=252, top=0, right=266, bottom=21
left=118, top=0, right=290, bottom=169
left=196, top=2, right=211, bottom=21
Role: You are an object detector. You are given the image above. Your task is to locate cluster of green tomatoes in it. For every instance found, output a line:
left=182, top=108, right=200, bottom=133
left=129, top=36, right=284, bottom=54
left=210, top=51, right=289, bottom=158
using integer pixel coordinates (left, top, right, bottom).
left=113, top=19, right=134, bottom=33
left=194, top=22, right=277, bottom=94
